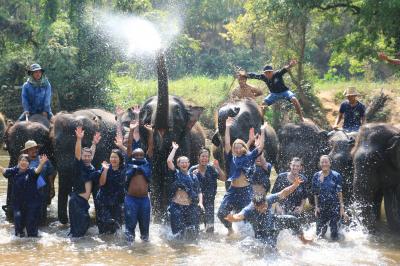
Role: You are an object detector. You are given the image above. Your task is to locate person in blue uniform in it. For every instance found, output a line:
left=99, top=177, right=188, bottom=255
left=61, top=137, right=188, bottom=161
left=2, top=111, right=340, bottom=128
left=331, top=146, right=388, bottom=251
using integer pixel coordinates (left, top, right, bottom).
left=217, top=117, right=266, bottom=235
left=68, top=127, right=101, bottom=237
left=239, top=60, right=304, bottom=121
left=0, top=153, right=48, bottom=237
left=250, top=152, right=272, bottom=196
left=189, top=148, right=226, bottom=233
left=271, top=157, right=307, bottom=217
left=312, top=155, right=348, bottom=240
left=333, top=87, right=366, bottom=132
left=91, top=149, right=125, bottom=234
left=19, top=63, right=53, bottom=121
left=167, top=142, right=204, bottom=240
left=225, top=176, right=311, bottom=248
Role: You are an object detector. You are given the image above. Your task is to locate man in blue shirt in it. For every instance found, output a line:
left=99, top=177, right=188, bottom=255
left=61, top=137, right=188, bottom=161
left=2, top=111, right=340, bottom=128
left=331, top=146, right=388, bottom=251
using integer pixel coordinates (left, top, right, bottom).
left=240, top=60, right=304, bottom=122
left=333, top=87, right=366, bottom=132
left=19, top=63, right=53, bottom=121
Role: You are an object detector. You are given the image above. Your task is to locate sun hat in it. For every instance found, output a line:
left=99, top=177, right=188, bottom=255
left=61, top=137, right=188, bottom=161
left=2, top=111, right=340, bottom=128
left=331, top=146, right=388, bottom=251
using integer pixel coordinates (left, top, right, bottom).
left=343, top=87, right=360, bottom=96
left=21, top=140, right=40, bottom=152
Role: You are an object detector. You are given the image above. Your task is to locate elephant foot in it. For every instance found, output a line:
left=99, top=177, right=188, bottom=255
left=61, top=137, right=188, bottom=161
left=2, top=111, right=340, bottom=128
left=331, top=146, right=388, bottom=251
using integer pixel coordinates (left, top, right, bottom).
left=58, top=214, right=68, bottom=225
left=384, top=187, right=400, bottom=231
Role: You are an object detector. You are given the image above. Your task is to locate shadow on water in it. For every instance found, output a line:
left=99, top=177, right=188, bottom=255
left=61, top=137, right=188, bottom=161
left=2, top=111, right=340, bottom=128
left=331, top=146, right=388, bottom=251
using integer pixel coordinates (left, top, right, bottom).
left=1, top=150, right=400, bottom=265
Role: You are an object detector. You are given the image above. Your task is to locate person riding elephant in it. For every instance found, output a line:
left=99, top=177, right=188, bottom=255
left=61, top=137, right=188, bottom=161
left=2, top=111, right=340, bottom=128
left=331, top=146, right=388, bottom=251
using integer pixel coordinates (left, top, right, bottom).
left=19, top=64, right=53, bottom=121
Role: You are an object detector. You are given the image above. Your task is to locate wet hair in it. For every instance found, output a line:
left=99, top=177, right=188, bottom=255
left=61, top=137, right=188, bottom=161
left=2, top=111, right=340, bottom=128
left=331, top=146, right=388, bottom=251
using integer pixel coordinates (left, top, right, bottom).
left=232, top=139, right=249, bottom=155
left=198, top=147, right=210, bottom=158
left=111, top=149, right=124, bottom=168
left=252, top=195, right=266, bottom=206
left=290, top=157, right=304, bottom=166
left=18, top=154, right=30, bottom=163
left=82, top=147, right=93, bottom=155
left=319, top=155, right=331, bottom=164
left=177, top=156, right=190, bottom=164
left=132, top=148, right=145, bottom=159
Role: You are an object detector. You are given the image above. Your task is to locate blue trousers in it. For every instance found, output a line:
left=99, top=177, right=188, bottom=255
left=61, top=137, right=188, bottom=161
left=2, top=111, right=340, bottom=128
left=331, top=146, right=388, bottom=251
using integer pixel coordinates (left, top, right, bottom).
left=68, top=193, right=90, bottom=237
left=169, top=202, right=199, bottom=240
left=316, top=204, right=340, bottom=239
left=13, top=200, right=41, bottom=237
left=124, top=195, right=151, bottom=242
left=202, top=197, right=215, bottom=231
left=96, top=201, right=123, bottom=234
left=217, top=185, right=253, bottom=229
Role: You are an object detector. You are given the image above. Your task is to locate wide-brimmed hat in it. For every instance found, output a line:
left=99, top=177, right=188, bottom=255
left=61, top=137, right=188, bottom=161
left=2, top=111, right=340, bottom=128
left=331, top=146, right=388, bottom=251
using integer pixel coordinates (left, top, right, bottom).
left=27, top=63, right=45, bottom=75
left=263, top=65, right=274, bottom=72
left=343, top=87, right=359, bottom=96
left=21, top=140, right=40, bottom=152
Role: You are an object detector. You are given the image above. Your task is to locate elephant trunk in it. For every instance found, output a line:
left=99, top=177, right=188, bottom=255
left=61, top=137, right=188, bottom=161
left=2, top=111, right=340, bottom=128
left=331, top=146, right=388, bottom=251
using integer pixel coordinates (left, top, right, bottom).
left=154, top=51, right=169, bottom=130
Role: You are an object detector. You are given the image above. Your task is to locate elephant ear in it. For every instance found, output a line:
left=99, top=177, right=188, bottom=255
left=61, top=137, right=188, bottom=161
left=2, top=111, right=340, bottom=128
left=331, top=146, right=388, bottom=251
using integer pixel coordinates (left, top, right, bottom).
left=387, top=135, right=400, bottom=168
left=212, top=130, right=221, bottom=147
left=186, top=106, right=204, bottom=129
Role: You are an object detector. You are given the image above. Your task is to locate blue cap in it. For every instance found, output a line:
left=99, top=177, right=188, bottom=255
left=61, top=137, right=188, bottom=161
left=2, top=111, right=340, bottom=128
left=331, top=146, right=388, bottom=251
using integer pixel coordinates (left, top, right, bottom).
left=263, top=65, right=273, bottom=72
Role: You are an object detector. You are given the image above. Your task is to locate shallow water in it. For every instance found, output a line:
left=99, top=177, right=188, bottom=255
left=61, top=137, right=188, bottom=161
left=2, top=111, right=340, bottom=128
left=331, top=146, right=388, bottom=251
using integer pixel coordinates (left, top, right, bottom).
left=0, top=151, right=400, bottom=265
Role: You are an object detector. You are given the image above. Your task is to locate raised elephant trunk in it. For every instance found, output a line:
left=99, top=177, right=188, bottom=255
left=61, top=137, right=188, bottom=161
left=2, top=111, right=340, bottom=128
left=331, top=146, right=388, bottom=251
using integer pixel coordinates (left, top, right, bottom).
left=154, top=51, right=169, bottom=131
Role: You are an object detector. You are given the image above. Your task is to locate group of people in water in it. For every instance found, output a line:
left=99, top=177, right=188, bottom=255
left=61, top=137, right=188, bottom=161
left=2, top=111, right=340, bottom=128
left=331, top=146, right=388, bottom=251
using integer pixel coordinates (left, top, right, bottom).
left=0, top=52, right=397, bottom=248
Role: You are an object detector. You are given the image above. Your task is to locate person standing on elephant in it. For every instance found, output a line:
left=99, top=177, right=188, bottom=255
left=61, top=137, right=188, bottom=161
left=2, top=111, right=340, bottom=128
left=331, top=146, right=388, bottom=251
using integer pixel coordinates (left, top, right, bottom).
left=19, top=63, right=53, bottom=121
left=0, top=154, right=48, bottom=237
left=217, top=117, right=266, bottom=235
left=333, top=87, right=366, bottom=132
left=224, top=176, right=311, bottom=249
left=21, top=140, right=56, bottom=225
left=230, top=71, right=264, bottom=100
left=312, top=155, right=348, bottom=240
left=250, top=152, right=272, bottom=196
left=91, top=149, right=125, bottom=235
left=239, top=60, right=304, bottom=122
left=68, top=127, right=101, bottom=238
left=271, top=157, right=307, bottom=217
left=189, top=148, right=226, bottom=233
left=167, top=142, right=204, bottom=240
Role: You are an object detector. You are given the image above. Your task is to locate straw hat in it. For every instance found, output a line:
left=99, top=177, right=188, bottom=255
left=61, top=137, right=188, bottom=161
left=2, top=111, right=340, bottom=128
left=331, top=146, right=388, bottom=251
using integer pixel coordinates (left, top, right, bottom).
left=20, top=140, right=40, bottom=152
left=343, top=87, right=359, bottom=96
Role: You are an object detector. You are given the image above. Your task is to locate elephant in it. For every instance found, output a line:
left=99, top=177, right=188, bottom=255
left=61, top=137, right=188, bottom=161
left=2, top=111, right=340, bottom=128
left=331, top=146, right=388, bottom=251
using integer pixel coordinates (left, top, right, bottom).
left=352, top=123, right=400, bottom=231
left=2, top=114, right=54, bottom=221
left=276, top=121, right=330, bottom=202
left=0, top=113, right=5, bottom=146
left=51, top=109, right=118, bottom=224
left=211, top=98, right=279, bottom=185
left=328, top=130, right=357, bottom=206
left=138, top=52, right=205, bottom=221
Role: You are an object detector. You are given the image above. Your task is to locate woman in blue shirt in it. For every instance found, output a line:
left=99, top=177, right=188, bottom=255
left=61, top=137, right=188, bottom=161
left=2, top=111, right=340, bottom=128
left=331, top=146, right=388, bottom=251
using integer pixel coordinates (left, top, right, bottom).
left=312, top=155, right=348, bottom=240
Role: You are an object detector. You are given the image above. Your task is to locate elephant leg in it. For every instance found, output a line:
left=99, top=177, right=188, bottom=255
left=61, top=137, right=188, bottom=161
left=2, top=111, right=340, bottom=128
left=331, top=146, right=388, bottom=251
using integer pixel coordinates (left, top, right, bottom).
left=384, top=185, right=400, bottom=231
left=3, top=177, right=14, bottom=221
left=58, top=173, right=71, bottom=224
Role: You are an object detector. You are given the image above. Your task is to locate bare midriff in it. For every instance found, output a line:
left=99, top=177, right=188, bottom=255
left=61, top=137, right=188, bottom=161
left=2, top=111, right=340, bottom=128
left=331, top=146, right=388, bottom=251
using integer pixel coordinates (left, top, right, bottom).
left=231, top=173, right=250, bottom=188
left=127, top=174, right=149, bottom=197
left=172, top=189, right=192, bottom=205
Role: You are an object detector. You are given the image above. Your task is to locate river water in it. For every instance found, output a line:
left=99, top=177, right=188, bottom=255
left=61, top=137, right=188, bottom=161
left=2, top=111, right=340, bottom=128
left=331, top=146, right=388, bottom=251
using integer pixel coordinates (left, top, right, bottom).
left=0, top=151, right=399, bottom=265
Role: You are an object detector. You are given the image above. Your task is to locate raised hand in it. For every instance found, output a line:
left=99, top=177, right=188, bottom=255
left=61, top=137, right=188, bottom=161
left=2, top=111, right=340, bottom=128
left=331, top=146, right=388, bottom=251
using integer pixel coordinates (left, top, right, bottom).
left=172, top=141, right=179, bottom=150
left=114, top=134, right=124, bottom=148
left=144, top=124, right=153, bottom=132
left=293, top=176, right=304, bottom=186
left=75, top=127, right=84, bottom=139
left=115, top=106, right=124, bottom=117
left=226, top=117, right=234, bottom=128
left=92, top=132, right=101, bottom=145
left=131, top=105, right=141, bottom=115
left=39, top=154, right=48, bottom=164
left=213, top=159, right=220, bottom=168
left=289, top=59, right=298, bottom=67
left=130, top=120, right=139, bottom=130
left=248, top=127, right=255, bottom=144
left=101, top=161, right=109, bottom=170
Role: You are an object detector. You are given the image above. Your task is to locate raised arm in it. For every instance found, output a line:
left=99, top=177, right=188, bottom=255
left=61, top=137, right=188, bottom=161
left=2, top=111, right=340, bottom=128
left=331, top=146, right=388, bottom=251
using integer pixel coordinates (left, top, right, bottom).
left=224, top=117, right=234, bottom=154
left=127, top=120, right=139, bottom=158
left=255, top=122, right=267, bottom=153
left=284, top=59, right=298, bottom=70
left=90, top=132, right=101, bottom=159
left=277, top=176, right=303, bottom=200
left=99, top=161, right=109, bottom=186
left=144, top=124, right=154, bottom=159
left=247, top=127, right=255, bottom=148
left=167, top=142, right=179, bottom=171
left=75, top=127, right=84, bottom=160
left=35, top=155, right=48, bottom=175
left=213, top=159, right=227, bottom=181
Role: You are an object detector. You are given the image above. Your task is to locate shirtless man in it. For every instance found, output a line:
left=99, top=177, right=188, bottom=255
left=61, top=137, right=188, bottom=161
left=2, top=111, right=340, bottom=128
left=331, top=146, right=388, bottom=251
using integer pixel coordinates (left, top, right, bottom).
left=230, top=71, right=263, bottom=100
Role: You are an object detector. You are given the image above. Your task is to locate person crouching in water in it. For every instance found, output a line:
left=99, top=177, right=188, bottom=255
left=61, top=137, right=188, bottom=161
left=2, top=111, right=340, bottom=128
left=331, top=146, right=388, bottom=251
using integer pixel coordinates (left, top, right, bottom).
left=225, top=176, right=312, bottom=249
left=167, top=142, right=204, bottom=240
left=0, top=154, right=48, bottom=237
left=250, top=152, right=272, bottom=196
left=91, top=149, right=125, bottom=234
left=217, top=117, right=266, bottom=235
left=124, top=148, right=153, bottom=243
left=271, top=157, right=307, bottom=217
left=312, top=155, right=348, bottom=240
left=189, top=148, right=226, bottom=233
left=69, top=126, right=101, bottom=237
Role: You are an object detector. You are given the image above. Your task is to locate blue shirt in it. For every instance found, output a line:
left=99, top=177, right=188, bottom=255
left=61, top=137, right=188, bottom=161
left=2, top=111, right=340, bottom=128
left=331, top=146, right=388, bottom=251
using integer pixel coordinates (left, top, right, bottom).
left=92, top=167, right=125, bottom=205
left=72, top=159, right=96, bottom=194
left=169, top=169, right=201, bottom=204
left=29, top=156, right=55, bottom=178
left=228, top=149, right=260, bottom=181
left=3, top=167, right=41, bottom=204
left=250, top=163, right=272, bottom=190
left=312, top=170, right=342, bottom=207
left=339, top=100, right=365, bottom=132
left=247, top=68, right=289, bottom=93
left=125, top=158, right=152, bottom=191
left=189, top=164, right=219, bottom=201
left=271, top=172, right=307, bottom=213
left=21, top=78, right=52, bottom=114
left=240, top=193, right=280, bottom=245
